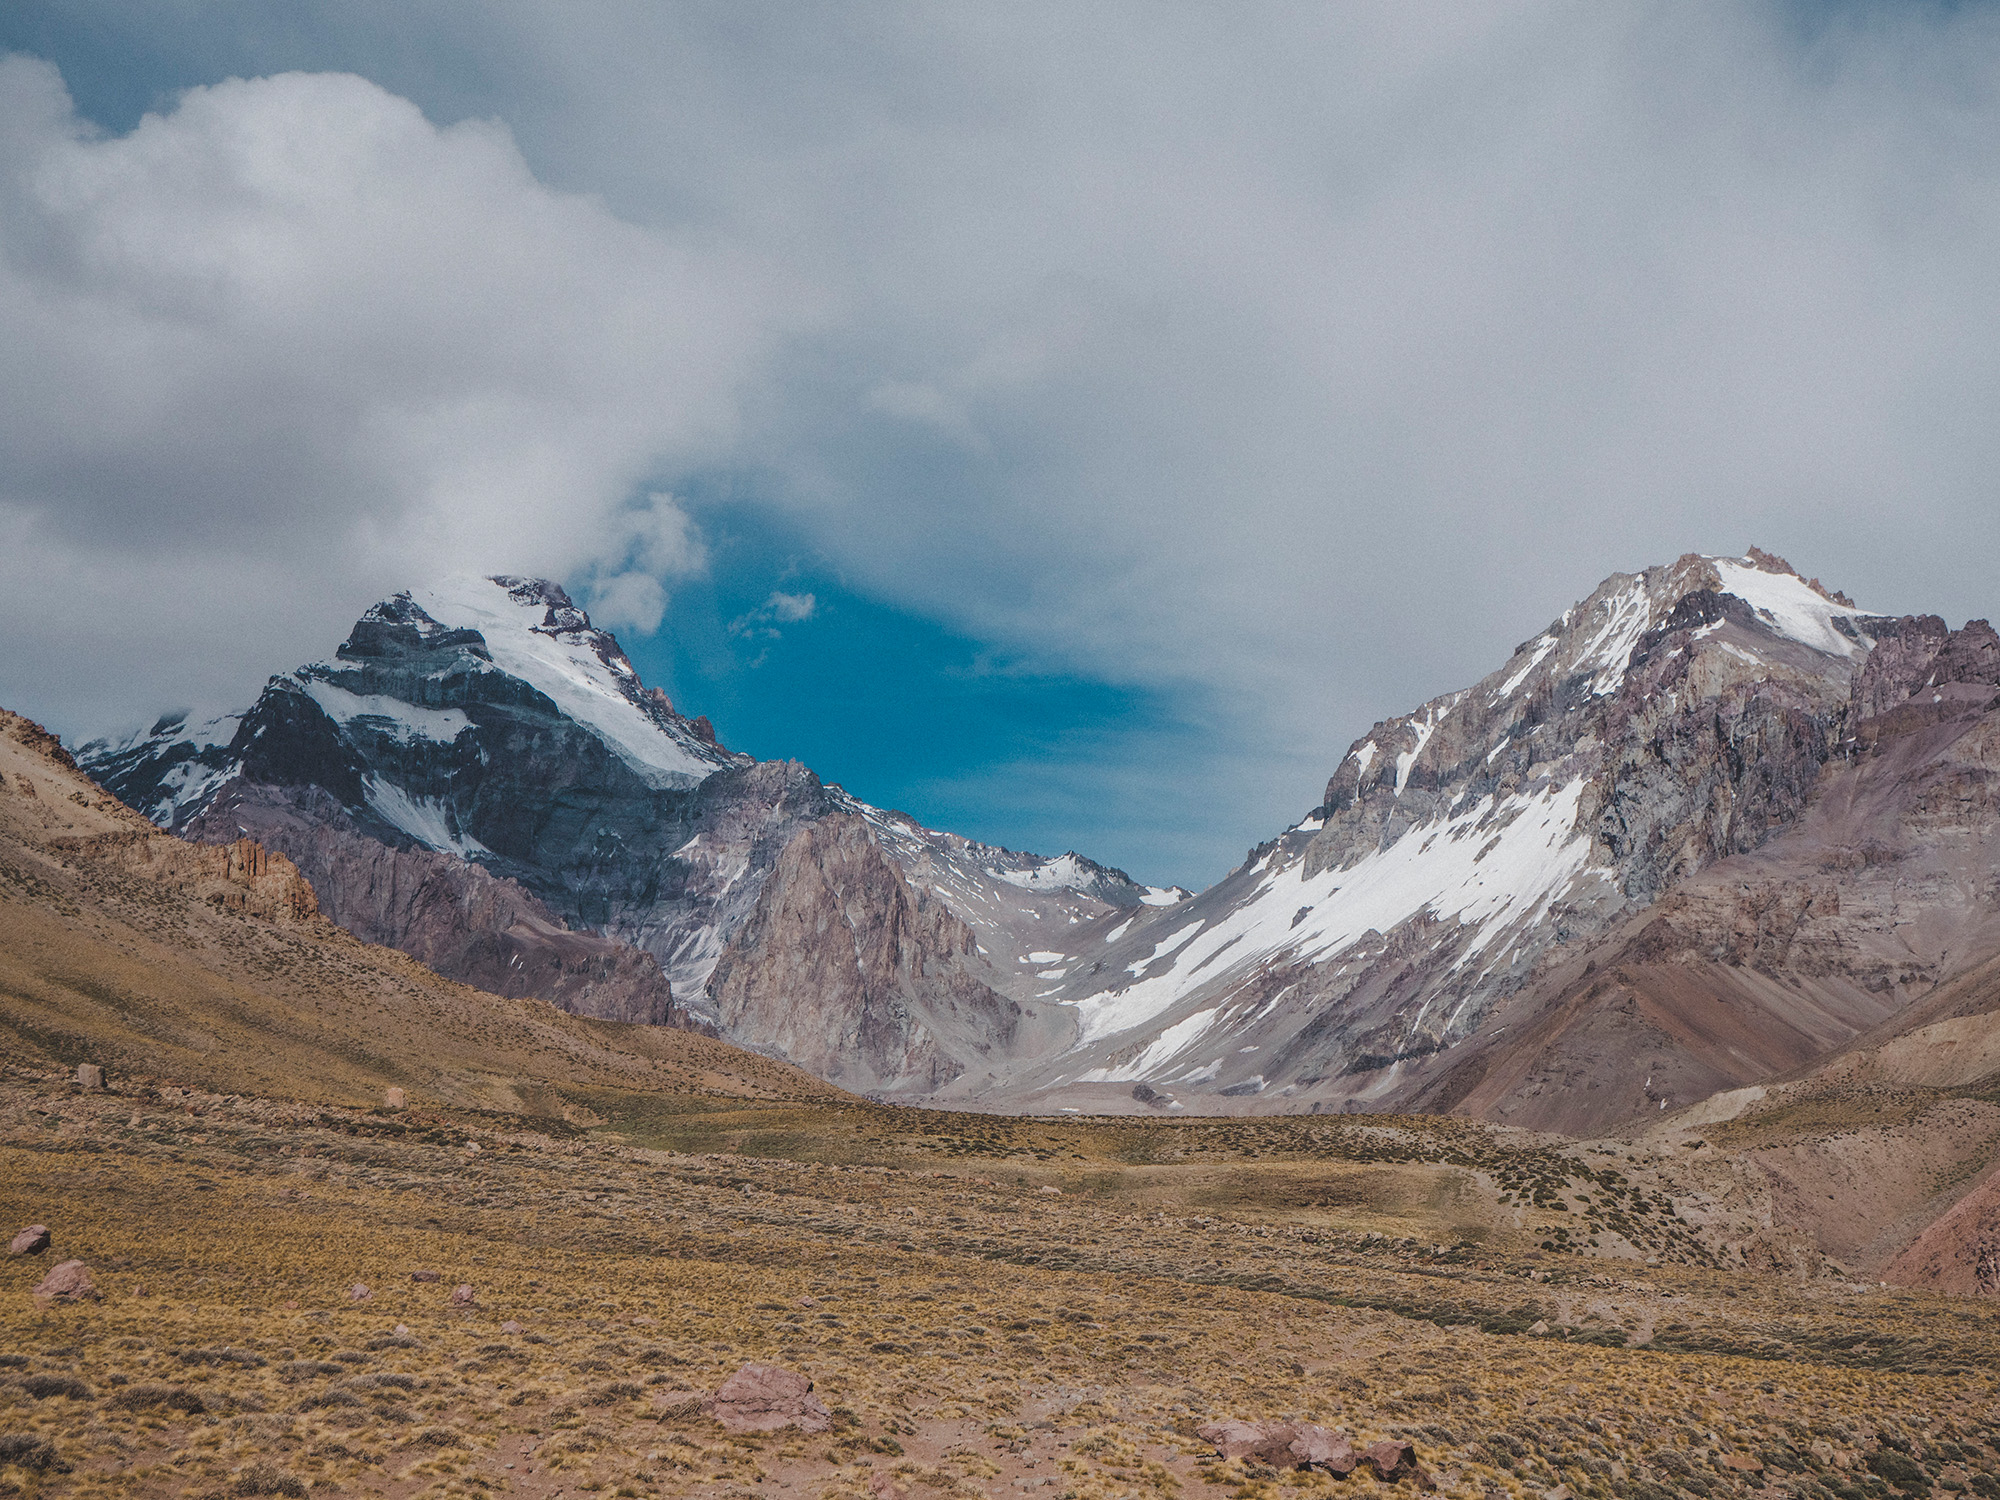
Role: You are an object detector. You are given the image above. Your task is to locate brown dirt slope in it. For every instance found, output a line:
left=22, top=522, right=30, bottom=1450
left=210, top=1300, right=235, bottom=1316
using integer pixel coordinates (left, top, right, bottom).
left=1883, top=1168, right=2000, bottom=1295
left=0, top=708, right=836, bottom=1116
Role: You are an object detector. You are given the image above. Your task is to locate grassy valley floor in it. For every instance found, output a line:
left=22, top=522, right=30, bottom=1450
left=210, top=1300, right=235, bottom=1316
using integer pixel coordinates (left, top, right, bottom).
left=3, top=1069, right=1998, bottom=1500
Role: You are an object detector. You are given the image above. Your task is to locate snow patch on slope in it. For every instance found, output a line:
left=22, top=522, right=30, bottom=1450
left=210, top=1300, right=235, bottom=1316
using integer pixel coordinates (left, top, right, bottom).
left=363, top=774, right=491, bottom=858
left=1577, top=578, right=1652, bottom=694
left=414, top=577, right=717, bottom=787
left=1712, top=558, right=1871, bottom=659
left=1075, top=1007, right=1221, bottom=1083
left=1070, top=779, right=1591, bottom=1044
left=304, top=680, right=471, bottom=743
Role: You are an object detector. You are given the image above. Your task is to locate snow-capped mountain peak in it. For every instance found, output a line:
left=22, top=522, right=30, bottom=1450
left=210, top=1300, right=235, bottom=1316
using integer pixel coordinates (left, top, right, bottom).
left=984, top=548, right=1891, bottom=1112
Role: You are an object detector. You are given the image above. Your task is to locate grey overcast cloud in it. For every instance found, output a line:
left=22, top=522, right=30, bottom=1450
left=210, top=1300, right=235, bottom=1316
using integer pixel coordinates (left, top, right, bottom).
left=3, top=2, right=2000, bottom=885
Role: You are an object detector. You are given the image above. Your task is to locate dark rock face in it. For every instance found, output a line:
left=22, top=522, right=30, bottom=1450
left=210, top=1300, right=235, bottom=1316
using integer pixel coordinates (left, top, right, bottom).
left=183, top=785, right=686, bottom=1028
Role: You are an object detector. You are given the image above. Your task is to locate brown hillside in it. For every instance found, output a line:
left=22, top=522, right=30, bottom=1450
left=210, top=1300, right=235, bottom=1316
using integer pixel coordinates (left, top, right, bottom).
left=0, top=708, right=836, bottom=1115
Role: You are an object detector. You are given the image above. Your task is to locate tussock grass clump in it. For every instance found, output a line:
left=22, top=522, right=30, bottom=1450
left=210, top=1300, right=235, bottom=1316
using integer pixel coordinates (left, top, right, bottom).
left=229, top=1460, right=307, bottom=1496
left=0, top=1433, right=63, bottom=1471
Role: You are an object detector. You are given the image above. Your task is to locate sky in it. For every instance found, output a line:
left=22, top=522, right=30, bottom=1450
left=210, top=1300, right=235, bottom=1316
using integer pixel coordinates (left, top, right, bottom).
left=4, top=3, right=2000, bottom=889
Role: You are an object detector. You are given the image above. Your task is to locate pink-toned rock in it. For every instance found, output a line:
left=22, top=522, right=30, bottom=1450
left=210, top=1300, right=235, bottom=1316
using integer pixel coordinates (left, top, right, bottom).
left=9, top=1225, right=51, bottom=1257
left=1199, top=1420, right=1277, bottom=1461
left=348, top=1283, right=371, bottom=1303
left=75, top=1063, right=104, bottom=1091
left=1198, top=1421, right=1358, bottom=1475
left=31, top=1259, right=98, bottom=1304
left=450, top=1284, right=476, bottom=1307
left=1288, top=1425, right=1357, bottom=1475
left=705, top=1363, right=831, bottom=1433
left=1361, top=1439, right=1432, bottom=1488
left=501, top=1320, right=524, bottom=1335
left=383, top=1087, right=406, bottom=1109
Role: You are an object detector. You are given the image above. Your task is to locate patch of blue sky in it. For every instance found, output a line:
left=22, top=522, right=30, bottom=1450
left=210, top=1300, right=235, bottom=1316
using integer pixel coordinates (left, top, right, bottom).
left=601, top=499, right=1215, bottom=887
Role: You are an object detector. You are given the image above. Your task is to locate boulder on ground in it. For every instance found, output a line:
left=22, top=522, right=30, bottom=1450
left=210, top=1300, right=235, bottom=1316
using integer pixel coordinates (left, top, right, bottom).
left=75, top=1064, right=104, bottom=1091
left=383, top=1087, right=406, bottom=1109
left=31, top=1259, right=98, bottom=1304
left=347, top=1283, right=371, bottom=1303
left=8, top=1225, right=51, bottom=1257
left=704, top=1363, right=831, bottom=1433
left=450, top=1284, right=476, bottom=1307
left=1197, top=1420, right=1356, bottom=1474
left=1361, top=1439, right=1432, bottom=1487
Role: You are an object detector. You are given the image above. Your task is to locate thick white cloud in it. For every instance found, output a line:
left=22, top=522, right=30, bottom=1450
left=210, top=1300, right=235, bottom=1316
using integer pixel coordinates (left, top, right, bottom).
left=0, top=55, right=797, bottom=732
left=10, top=4, right=2000, bottom=879
left=453, top=2, right=2000, bottom=760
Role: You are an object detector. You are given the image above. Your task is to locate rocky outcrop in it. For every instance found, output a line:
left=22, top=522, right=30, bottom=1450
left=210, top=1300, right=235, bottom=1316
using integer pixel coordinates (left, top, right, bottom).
left=708, top=814, right=1027, bottom=1091
left=183, top=785, right=684, bottom=1028
left=703, top=1364, right=830, bottom=1433
left=9, top=1225, right=50, bottom=1257
left=31, top=1260, right=97, bottom=1304
left=1413, top=612, right=2000, bottom=1133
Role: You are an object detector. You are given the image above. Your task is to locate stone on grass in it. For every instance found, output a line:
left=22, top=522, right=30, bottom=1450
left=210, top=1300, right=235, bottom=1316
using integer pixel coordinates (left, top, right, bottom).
left=501, top=1320, right=523, bottom=1335
left=75, top=1063, right=104, bottom=1091
left=347, top=1283, right=371, bottom=1303
left=8, top=1225, right=50, bottom=1257
left=1198, top=1420, right=1355, bottom=1474
left=450, top=1284, right=476, bottom=1307
left=31, top=1260, right=97, bottom=1304
left=1362, top=1439, right=1433, bottom=1488
left=383, top=1087, right=406, bottom=1109
left=704, top=1363, right=830, bottom=1433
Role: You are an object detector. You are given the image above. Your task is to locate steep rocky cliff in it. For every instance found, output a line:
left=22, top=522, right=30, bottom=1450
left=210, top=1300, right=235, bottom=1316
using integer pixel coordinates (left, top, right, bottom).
left=708, top=813, right=1059, bottom=1091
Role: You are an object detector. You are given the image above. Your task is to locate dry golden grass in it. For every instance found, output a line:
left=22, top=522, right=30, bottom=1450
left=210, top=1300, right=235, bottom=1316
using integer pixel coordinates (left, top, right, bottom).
left=4, top=1069, right=1998, bottom=1500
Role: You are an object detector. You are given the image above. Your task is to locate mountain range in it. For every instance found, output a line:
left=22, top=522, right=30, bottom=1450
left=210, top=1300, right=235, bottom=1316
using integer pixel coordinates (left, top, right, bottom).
left=73, top=551, right=2000, bottom=1147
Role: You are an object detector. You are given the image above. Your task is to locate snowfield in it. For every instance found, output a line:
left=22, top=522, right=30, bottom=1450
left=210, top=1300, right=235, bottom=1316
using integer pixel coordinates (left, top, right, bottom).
left=1070, top=778, right=1592, bottom=1045
left=415, top=577, right=721, bottom=788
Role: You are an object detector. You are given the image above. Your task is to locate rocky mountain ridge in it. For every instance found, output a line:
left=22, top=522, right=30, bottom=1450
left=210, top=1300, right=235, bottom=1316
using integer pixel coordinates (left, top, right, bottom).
left=76, top=551, right=2000, bottom=1136
left=80, top=576, right=1179, bottom=1092
left=976, top=550, right=2000, bottom=1133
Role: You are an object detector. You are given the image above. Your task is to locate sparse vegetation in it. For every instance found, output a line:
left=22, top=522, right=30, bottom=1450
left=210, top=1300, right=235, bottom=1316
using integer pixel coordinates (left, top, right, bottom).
left=3, top=1066, right=1997, bottom=1500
